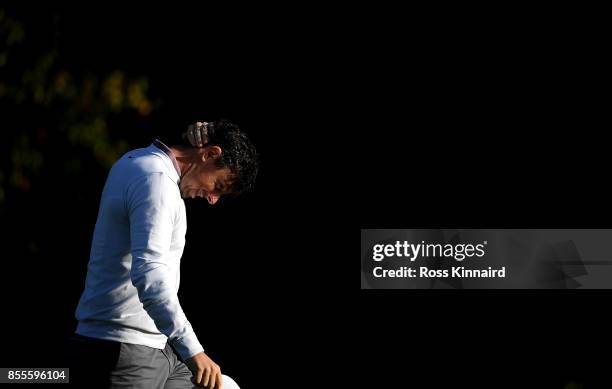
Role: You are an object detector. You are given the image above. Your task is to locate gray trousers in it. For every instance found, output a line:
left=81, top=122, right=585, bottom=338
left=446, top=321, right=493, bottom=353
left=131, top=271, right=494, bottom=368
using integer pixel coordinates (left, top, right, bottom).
left=65, top=333, right=240, bottom=389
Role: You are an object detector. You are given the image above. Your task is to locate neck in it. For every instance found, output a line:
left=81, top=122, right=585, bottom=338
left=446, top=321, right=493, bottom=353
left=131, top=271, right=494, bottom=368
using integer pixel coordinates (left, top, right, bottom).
left=169, top=145, right=196, bottom=177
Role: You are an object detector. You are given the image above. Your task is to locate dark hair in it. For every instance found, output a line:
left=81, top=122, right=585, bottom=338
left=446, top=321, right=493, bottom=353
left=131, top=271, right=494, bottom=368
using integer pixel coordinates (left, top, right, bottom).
left=201, top=119, right=259, bottom=195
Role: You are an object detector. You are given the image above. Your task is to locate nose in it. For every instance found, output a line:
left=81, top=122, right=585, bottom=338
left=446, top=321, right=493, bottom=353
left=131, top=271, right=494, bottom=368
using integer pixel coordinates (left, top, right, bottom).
left=206, top=194, right=219, bottom=205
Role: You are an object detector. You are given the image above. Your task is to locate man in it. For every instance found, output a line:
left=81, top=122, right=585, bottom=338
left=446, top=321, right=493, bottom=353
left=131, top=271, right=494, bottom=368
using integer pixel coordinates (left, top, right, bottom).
left=66, top=120, right=258, bottom=388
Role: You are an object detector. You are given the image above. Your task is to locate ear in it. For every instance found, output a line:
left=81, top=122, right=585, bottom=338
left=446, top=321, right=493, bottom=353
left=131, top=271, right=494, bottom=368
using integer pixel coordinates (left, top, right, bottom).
left=202, top=145, right=222, bottom=162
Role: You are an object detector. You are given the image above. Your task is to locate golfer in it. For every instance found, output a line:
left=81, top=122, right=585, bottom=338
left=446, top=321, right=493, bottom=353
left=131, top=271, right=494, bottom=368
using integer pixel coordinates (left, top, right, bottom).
left=66, top=120, right=259, bottom=388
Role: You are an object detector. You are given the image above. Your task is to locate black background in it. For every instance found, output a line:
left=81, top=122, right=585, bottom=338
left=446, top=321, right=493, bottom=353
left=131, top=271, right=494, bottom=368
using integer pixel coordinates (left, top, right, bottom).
left=357, top=15, right=609, bottom=389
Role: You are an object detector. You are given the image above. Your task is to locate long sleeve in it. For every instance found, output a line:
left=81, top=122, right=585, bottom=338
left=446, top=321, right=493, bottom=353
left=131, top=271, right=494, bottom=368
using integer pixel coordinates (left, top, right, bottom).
left=127, top=173, right=204, bottom=360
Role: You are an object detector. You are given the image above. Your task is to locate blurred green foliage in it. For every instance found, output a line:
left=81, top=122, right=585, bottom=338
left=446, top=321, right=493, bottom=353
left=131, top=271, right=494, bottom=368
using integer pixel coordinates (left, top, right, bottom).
left=0, top=8, right=157, bottom=204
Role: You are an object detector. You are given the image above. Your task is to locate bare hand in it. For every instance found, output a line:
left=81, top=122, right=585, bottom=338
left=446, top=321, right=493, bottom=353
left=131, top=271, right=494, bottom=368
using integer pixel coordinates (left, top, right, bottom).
left=184, top=351, right=223, bottom=389
left=184, top=121, right=209, bottom=148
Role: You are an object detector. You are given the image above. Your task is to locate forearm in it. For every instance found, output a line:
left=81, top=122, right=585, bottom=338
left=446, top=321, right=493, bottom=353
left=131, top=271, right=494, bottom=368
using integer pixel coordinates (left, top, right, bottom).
left=131, top=263, right=204, bottom=359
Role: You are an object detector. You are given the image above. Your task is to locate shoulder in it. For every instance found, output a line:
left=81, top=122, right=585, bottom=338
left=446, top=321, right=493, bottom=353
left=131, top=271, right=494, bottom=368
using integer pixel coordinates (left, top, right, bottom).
left=115, top=147, right=167, bottom=173
left=112, top=147, right=174, bottom=183
left=128, top=172, right=179, bottom=198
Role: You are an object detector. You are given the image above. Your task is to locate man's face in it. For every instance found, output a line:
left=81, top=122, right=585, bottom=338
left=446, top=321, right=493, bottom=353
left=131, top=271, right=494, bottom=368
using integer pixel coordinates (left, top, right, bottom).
left=179, top=158, right=234, bottom=205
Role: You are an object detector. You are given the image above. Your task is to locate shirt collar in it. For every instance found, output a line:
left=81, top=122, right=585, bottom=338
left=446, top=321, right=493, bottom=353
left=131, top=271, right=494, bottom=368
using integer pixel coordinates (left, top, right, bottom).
left=152, top=138, right=182, bottom=182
